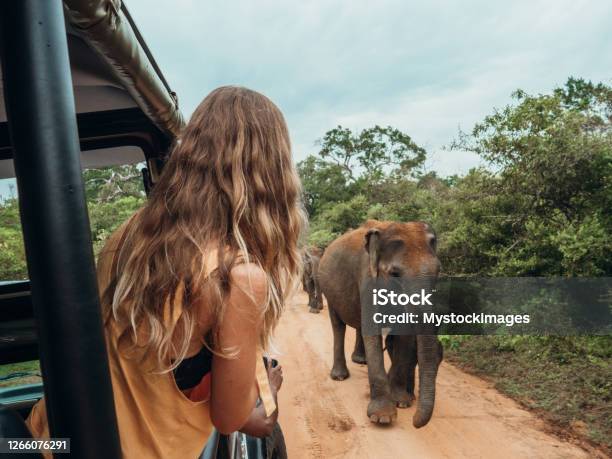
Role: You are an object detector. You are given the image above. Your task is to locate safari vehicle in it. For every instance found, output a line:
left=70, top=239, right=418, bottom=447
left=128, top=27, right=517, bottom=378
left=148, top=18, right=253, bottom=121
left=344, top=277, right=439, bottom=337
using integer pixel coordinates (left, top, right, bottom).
left=0, top=1, right=271, bottom=457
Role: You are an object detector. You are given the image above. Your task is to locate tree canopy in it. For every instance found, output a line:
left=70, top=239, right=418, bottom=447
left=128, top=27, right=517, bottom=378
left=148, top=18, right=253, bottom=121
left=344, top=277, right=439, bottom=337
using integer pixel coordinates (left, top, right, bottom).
left=299, top=78, right=611, bottom=277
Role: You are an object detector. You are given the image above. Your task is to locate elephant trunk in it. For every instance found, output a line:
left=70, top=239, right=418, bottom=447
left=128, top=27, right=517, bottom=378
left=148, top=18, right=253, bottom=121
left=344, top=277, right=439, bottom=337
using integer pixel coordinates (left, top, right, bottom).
left=413, top=334, right=441, bottom=428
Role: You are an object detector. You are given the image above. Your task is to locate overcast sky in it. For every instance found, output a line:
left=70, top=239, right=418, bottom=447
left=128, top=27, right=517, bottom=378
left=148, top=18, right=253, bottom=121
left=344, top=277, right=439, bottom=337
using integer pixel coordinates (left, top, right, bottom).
left=127, top=0, right=612, bottom=175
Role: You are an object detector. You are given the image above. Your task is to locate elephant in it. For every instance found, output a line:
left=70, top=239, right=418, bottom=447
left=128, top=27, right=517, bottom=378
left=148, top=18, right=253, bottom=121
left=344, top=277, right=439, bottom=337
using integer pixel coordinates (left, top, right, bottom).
left=302, top=246, right=324, bottom=313
left=318, top=220, right=442, bottom=428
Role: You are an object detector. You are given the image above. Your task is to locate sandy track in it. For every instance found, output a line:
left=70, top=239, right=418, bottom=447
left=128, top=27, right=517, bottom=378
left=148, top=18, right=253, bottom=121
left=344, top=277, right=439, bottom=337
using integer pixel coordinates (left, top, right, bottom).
left=274, top=292, right=590, bottom=459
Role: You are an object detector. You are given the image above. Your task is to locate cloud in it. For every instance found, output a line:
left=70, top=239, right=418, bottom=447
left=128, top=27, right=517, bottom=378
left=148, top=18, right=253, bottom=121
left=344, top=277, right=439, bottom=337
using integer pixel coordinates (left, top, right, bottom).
left=128, top=0, right=612, bottom=175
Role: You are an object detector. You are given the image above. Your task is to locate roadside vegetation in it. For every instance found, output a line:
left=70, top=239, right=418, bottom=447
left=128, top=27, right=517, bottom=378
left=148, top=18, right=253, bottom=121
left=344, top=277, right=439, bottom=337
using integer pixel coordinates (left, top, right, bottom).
left=0, top=361, right=40, bottom=388
left=441, top=335, right=611, bottom=452
left=301, top=78, right=611, bottom=278
left=0, top=163, right=146, bottom=280
left=0, top=78, right=610, bottom=449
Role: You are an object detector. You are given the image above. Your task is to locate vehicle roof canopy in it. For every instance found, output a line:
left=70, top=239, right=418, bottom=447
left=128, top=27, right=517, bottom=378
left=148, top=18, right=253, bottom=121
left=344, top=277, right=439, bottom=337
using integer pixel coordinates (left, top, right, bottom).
left=0, top=0, right=184, bottom=178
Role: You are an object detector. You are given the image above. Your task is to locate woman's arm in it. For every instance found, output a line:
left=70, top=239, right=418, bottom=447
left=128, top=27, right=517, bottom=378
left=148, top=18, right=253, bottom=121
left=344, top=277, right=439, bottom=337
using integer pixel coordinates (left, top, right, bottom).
left=210, top=263, right=267, bottom=434
left=239, top=400, right=276, bottom=438
left=239, top=364, right=283, bottom=437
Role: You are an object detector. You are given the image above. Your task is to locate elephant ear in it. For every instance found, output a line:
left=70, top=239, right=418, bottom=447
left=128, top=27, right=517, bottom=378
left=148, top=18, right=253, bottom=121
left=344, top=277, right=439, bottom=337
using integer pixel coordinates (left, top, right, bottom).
left=365, top=228, right=381, bottom=277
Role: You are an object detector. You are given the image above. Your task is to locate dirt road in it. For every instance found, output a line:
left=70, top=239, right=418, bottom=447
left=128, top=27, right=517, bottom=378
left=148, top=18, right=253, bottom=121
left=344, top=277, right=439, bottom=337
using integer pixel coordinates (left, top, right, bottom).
left=274, top=292, right=590, bottom=459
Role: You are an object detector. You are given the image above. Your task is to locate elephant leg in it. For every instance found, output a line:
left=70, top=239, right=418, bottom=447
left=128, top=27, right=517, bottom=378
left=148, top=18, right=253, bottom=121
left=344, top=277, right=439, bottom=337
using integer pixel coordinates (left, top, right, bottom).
left=351, top=329, right=366, bottom=364
left=387, top=335, right=416, bottom=408
left=362, top=334, right=396, bottom=424
left=329, top=307, right=349, bottom=380
left=307, top=279, right=319, bottom=314
left=314, top=278, right=323, bottom=311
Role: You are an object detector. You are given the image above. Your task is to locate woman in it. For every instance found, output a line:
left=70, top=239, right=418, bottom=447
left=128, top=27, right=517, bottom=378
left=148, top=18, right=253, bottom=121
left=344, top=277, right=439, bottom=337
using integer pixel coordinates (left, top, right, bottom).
left=27, top=86, right=305, bottom=458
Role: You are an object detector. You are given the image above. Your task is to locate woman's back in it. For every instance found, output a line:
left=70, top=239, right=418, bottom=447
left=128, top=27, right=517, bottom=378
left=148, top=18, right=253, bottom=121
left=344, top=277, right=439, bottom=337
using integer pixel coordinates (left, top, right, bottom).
left=27, top=86, right=304, bottom=458
left=28, top=217, right=213, bottom=458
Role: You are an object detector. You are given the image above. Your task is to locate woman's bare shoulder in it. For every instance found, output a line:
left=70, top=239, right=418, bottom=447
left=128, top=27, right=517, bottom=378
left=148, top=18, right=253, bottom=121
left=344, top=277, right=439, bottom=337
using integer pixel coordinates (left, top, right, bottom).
left=229, top=262, right=268, bottom=305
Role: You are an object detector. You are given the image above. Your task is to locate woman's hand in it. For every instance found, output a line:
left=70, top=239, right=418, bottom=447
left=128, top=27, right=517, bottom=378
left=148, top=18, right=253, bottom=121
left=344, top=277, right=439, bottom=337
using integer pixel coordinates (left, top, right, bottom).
left=210, top=263, right=267, bottom=434
left=239, top=361, right=283, bottom=438
left=267, top=364, right=283, bottom=395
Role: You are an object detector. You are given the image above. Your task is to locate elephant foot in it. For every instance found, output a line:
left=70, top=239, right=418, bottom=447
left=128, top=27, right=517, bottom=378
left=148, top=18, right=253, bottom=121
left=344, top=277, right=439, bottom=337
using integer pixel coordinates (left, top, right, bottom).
left=351, top=352, right=367, bottom=365
left=330, top=365, right=350, bottom=381
left=391, top=389, right=415, bottom=408
left=308, top=307, right=320, bottom=314
left=367, top=397, right=397, bottom=424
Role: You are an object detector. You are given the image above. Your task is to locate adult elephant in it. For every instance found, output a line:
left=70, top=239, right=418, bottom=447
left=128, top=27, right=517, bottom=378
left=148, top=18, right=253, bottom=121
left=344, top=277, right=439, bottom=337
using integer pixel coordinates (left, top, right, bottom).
left=302, top=246, right=324, bottom=313
left=318, top=220, right=442, bottom=428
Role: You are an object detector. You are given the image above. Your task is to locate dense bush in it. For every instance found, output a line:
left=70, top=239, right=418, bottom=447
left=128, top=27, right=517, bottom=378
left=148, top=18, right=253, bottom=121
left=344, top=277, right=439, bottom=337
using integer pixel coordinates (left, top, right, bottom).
left=299, top=78, right=612, bottom=279
left=0, top=164, right=145, bottom=280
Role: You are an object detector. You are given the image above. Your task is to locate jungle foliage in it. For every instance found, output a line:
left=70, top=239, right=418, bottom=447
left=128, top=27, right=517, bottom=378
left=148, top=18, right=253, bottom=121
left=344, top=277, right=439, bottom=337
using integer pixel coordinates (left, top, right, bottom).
left=0, top=163, right=145, bottom=280
left=299, top=78, right=611, bottom=278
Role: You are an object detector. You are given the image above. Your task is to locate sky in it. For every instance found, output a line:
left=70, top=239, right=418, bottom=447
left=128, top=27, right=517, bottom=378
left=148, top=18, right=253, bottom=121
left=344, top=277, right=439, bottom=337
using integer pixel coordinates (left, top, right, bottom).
left=1, top=0, right=611, bottom=199
left=126, top=0, right=612, bottom=175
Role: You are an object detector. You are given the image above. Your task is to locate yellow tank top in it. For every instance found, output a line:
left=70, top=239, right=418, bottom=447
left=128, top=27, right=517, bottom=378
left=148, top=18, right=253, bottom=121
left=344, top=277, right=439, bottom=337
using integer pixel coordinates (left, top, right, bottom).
left=26, top=213, right=276, bottom=458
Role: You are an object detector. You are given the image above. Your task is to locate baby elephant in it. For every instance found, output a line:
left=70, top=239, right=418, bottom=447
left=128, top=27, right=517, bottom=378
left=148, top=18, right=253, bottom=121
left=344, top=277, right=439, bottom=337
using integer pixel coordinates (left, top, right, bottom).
left=302, top=246, right=324, bottom=313
left=318, top=220, right=442, bottom=428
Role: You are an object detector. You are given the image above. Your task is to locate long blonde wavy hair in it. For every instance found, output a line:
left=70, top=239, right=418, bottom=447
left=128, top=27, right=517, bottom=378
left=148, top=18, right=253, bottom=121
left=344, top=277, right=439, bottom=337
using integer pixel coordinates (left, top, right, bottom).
left=103, top=86, right=305, bottom=372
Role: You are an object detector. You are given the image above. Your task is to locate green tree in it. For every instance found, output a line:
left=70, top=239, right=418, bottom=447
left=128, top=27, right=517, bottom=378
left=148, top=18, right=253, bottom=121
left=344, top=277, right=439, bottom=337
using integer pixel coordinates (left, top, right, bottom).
left=449, top=77, right=612, bottom=276
left=297, top=156, right=354, bottom=217
left=318, top=125, right=426, bottom=183
left=0, top=164, right=145, bottom=281
left=0, top=197, right=27, bottom=280
left=298, top=125, right=427, bottom=220
left=83, top=164, right=144, bottom=203
left=83, top=163, right=145, bottom=255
